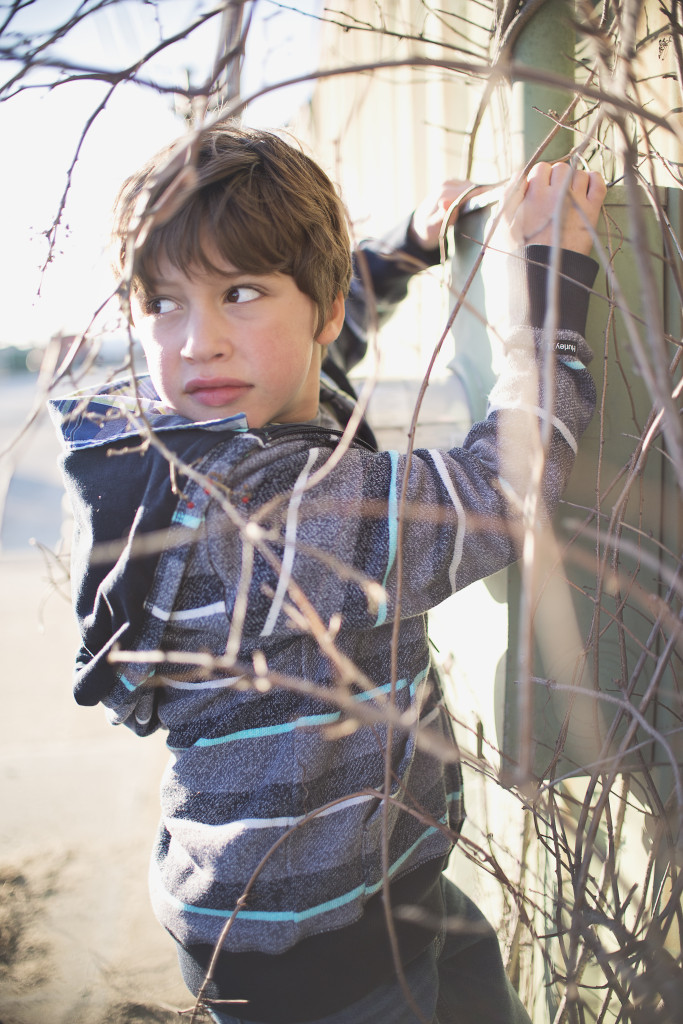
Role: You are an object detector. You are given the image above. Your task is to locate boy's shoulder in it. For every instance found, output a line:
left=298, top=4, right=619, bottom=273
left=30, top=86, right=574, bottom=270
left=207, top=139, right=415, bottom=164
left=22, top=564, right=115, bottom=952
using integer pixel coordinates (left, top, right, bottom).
left=49, top=373, right=380, bottom=534
left=48, top=374, right=251, bottom=451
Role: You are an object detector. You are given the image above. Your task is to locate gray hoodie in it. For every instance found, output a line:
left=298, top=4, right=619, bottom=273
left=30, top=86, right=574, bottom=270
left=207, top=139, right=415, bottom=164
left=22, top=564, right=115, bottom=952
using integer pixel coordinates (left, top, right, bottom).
left=49, top=243, right=598, bottom=1018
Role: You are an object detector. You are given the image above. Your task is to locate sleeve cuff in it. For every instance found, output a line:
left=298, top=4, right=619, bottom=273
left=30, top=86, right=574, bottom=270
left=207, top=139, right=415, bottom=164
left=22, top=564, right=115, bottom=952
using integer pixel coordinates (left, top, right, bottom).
left=508, top=245, right=599, bottom=336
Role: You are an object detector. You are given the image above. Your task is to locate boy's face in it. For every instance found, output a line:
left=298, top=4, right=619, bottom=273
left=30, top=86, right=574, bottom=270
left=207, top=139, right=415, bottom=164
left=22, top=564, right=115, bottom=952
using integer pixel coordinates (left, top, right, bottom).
left=131, top=251, right=345, bottom=428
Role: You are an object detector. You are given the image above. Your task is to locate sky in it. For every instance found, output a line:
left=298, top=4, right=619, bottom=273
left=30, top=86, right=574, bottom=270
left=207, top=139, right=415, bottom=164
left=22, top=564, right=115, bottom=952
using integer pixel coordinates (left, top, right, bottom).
left=0, top=0, right=322, bottom=348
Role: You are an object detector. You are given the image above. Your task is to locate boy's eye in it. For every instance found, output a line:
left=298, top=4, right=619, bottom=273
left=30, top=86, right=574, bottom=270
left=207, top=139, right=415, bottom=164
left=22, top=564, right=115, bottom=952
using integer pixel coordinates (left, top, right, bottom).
left=225, top=286, right=261, bottom=304
left=144, top=297, right=178, bottom=316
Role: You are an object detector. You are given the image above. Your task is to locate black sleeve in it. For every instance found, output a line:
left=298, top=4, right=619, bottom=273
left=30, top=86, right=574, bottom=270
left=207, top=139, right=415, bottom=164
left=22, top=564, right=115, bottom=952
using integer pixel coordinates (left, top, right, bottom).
left=508, top=245, right=598, bottom=338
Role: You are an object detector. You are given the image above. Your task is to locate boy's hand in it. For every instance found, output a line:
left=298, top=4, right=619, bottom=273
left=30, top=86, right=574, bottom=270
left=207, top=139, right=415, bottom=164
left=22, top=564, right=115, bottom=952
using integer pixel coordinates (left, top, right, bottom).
left=409, top=179, right=491, bottom=250
left=497, top=162, right=606, bottom=256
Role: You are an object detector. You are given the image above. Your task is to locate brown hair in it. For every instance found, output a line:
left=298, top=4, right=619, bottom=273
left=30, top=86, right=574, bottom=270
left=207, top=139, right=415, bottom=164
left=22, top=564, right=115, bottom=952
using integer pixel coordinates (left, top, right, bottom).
left=112, top=122, right=352, bottom=334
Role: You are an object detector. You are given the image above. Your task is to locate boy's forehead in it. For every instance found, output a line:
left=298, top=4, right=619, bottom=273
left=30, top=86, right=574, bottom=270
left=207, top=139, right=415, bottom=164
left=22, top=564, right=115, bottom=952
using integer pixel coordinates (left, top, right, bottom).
left=145, top=252, right=242, bottom=286
left=138, top=227, right=281, bottom=289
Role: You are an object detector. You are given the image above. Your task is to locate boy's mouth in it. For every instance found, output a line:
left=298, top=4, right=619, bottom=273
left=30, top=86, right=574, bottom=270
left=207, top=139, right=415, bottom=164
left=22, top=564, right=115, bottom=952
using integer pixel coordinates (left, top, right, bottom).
left=185, top=376, right=253, bottom=408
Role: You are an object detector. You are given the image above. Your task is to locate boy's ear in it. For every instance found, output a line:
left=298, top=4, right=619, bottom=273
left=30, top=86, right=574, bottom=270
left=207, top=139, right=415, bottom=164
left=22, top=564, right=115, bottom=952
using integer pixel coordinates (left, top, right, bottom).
left=315, top=291, right=346, bottom=347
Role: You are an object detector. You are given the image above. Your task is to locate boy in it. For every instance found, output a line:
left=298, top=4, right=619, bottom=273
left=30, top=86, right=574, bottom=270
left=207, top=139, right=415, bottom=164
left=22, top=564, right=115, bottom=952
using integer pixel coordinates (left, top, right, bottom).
left=50, top=124, right=605, bottom=1023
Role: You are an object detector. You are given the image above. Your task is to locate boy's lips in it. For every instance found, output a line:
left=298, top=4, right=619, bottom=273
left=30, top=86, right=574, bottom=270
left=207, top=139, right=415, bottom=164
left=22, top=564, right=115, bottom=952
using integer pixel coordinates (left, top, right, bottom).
left=185, top=376, right=253, bottom=408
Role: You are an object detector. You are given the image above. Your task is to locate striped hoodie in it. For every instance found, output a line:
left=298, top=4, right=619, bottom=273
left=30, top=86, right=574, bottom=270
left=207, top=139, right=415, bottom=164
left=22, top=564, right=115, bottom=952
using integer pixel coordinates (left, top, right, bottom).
left=50, top=244, right=598, bottom=1019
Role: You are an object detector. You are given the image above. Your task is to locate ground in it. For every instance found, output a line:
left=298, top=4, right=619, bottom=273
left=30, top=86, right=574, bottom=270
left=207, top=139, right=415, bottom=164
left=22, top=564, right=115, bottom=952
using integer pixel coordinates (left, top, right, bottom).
left=0, top=375, right=192, bottom=1023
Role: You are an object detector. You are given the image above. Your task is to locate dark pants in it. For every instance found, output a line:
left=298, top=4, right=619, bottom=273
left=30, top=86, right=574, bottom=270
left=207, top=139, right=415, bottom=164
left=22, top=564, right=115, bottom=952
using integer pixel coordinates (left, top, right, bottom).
left=190, top=877, right=532, bottom=1024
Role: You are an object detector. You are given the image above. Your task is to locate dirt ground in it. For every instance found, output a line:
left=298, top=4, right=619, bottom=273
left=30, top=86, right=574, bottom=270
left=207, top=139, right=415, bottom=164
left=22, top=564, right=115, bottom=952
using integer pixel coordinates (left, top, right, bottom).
left=0, top=376, right=194, bottom=1023
left=0, top=553, right=197, bottom=1024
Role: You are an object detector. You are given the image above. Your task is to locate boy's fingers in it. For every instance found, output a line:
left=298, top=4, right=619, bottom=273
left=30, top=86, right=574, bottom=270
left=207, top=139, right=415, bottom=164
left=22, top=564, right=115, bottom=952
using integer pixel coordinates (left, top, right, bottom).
left=548, top=161, right=571, bottom=181
left=549, top=163, right=606, bottom=203
left=527, top=161, right=552, bottom=182
left=499, top=179, right=525, bottom=226
left=439, top=183, right=480, bottom=219
left=495, top=161, right=606, bottom=253
left=569, top=167, right=591, bottom=196
left=525, top=162, right=553, bottom=195
left=587, top=170, right=608, bottom=201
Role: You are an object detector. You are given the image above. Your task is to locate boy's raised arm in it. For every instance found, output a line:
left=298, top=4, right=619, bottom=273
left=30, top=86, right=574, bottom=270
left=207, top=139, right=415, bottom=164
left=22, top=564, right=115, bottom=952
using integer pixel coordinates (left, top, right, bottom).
left=331, top=179, right=482, bottom=372
left=247, top=163, right=608, bottom=632
left=489, top=161, right=607, bottom=362
left=333, top=164, right=605, bottom=373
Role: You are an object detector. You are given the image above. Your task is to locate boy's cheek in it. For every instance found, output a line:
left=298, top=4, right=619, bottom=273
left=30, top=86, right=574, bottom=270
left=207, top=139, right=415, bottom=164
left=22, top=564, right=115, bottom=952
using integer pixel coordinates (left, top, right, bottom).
left=135, top=322, right=160, bottom=359
left=141, top=341, right=163, bottom=374
left=136, top=335, right=163, bottom=381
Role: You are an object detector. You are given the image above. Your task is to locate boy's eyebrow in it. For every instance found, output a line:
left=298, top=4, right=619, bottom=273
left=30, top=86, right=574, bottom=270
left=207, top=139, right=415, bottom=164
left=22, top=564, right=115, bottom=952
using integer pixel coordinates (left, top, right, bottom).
left=141, top=267, right=274, bottom=290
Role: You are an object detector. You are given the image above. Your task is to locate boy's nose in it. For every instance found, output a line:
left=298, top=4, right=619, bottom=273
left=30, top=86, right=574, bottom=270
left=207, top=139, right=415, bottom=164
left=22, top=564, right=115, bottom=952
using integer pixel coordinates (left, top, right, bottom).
left=181, top=310, right=232, bottom=362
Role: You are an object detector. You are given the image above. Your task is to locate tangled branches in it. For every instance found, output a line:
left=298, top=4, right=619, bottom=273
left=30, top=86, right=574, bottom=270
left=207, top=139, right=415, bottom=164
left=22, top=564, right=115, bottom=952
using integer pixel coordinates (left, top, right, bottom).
left=2, top=1, right=682, bottom=1022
